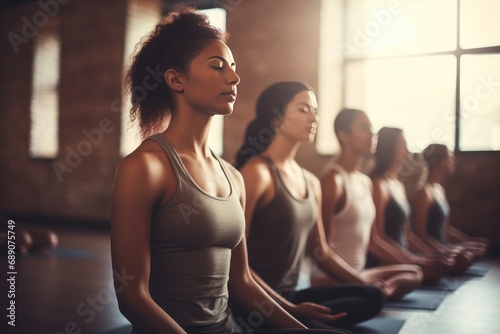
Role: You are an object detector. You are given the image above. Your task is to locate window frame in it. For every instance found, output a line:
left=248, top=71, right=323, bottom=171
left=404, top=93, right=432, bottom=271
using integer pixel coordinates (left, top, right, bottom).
left=329, top=0, right=500, bottom=155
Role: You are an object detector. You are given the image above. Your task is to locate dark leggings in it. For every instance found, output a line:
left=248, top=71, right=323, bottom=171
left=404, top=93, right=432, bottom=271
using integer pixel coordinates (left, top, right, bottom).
left=290, top=284, right=383, bottom=328
left=230, top=284, right=383, bottom=331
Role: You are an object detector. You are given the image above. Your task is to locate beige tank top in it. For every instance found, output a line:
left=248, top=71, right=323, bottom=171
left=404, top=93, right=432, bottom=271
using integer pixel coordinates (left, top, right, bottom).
left=314, top=164, right=375, bottom=277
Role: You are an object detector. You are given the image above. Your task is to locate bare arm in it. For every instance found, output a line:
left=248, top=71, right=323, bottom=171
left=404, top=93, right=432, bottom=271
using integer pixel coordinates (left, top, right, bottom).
left=309, top=172, right=393, bottom=297
left=368, top=179, right=416, bottom=264
left=228, top=166, right=306, bottom=329
left=111, top=153, right=186, bottom=334
left=239, top=161, right=344, bottom=323
left=412, top=186, right=449, bottom=252
left=406, top=225, right=436, bottom=254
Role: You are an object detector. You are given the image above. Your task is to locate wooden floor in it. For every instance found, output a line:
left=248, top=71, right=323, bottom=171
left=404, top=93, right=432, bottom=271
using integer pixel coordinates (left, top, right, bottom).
left=2, top=225, right=499, bottom=334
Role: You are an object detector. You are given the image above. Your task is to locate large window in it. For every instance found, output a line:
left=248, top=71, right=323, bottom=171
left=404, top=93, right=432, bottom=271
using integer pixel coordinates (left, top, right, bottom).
left=317, top=0, right=500, bottom=154
left=120, top=6, right=227, bottom=156
left=30, top=24, right=60, bottom=158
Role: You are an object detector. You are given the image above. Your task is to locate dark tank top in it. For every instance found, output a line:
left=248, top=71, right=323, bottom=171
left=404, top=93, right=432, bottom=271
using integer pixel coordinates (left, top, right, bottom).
left=384, top=178, right=411, bottom=248
left=426, top=184, right=450, bottom=244
left=132, top=134, right=245, bottom=334
left=246, top=156, right=316, bottom=297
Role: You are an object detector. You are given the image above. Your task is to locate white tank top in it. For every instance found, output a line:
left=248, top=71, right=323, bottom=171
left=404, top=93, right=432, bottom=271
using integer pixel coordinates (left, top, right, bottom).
left=316, top=164, right=376, bottom=274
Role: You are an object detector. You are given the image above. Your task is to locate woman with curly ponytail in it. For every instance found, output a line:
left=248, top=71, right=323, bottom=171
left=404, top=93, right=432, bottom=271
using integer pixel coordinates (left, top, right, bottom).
left=111, top=5, right=346, bottom=334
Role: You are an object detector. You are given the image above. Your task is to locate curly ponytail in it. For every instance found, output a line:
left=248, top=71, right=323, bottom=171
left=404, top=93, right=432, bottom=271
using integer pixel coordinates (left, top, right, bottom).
left=126, top=5, right=228, bottom=139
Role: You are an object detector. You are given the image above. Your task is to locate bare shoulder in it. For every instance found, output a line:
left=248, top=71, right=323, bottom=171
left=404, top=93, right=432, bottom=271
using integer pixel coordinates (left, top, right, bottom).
left=414, top=183, right=432, bottom=203
left=371, top=176, right=387, bottom=193
left=113, top=140, right=174, bottom=206
left=320, top=166, right=344, bottom=191
left=117, top=140, right=167, bottom=179
left=238, top=156, right=273, bottom=185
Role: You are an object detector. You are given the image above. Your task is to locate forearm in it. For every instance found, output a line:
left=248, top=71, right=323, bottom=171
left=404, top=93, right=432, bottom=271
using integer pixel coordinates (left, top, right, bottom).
left=249, top=269, right=295, bottom=311
left=229, top=275, right=306, bottom=329
left=407, top=230, right=435, bottom=254
left=369, top=236, right=416, bottom=264
left=416, top=231, right=449, bottom=251
left=447, top=225, right=471, bottom=243
left=118, top=291, right=186, bottom=334
left=313, top=245, right=366, bottom=284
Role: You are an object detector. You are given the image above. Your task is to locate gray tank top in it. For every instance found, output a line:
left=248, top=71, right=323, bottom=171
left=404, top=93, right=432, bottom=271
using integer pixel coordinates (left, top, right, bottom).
left=137, top=134, right=245, bottom=332
left=246, top=156, right=316, bottom=297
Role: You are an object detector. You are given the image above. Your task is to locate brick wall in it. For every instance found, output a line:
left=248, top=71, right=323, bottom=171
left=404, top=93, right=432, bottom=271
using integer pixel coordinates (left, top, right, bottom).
left=224, top=0, right=329, bottom=174
left=0, top=0, right=498, bottom=252
left=0, top=0, right=128, bottom=222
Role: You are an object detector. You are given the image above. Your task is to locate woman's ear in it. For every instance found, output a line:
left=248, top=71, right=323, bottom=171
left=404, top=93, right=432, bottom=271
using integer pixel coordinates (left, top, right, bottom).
left=273, top=117, right=283, bottom=132
left=164, top=69, right=184, bottom=92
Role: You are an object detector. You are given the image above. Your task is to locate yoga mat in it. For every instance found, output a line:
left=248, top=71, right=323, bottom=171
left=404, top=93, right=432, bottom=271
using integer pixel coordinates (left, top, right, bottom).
left=418, top=276, right=470, bottom=292
left=102, top=325, right=132, bottom=334
left=48, top=247, right=99, bottom=259
left=351, top=317, right=406, bottom=334
left=384, top=290, right=447, bottom=310
left=102, top=324, right=354, bottom=334
left=463, top=263, right=491, bottom=277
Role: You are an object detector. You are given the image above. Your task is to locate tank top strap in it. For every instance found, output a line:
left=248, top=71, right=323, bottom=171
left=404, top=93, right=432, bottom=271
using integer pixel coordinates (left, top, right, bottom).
left=258, top=155, right=282, bottom=192
left=212, top=152, right=237, bottom=195
left=147, top=133, right=190, bottom=182
left=330, top=163, right=352, bottom=192
left=329, top=163, right=354, bottom=214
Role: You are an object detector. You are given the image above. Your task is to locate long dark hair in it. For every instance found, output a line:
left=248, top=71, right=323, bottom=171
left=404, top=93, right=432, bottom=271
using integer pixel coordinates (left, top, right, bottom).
left=126, top=5, right=228, bottom=139
left=370, top=127, right=403, bottom=178
left=234, top=81, right=313, bottom=169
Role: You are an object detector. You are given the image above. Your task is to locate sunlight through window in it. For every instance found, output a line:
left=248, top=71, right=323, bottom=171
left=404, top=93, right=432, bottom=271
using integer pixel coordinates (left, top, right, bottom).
left=30, top=26, right=60, bottom=159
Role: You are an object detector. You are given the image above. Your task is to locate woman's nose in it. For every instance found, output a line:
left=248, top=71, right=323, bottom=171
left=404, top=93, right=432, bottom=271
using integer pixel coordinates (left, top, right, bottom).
left=227, top=67, right=240, bottom=85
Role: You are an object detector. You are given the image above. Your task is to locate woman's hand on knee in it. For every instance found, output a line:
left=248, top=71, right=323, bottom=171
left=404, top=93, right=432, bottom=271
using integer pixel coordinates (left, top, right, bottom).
left=290, top=302, right=347, bottom=324
left=365, top=278, right=394, bottom=299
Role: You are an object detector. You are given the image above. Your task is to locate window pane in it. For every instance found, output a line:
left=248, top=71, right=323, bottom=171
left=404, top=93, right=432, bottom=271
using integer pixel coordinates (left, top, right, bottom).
left=460, top=54, right=500, bottom=151
left=345, top=55, right=456, bottom=153
left=120, top=0, right=161, bottom=157
left=316, top=0, right=344, bottom=155
left=344, top=0, right=456, bottom=59
left=460, top=0, right=500, bottom=49
left=30, top=29, right=60, bottom=158
left=202, top=8, right=227, bottom=156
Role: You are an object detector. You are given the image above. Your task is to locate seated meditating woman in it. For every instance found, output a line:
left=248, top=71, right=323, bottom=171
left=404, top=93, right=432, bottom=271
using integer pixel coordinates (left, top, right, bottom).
left=234, top=82, right=384, bottom=331
left=369, top=127, right=454, bottom=283
left=310, top=109, right=423, bottom=301
left=412, top=144, right=490, bottom=274
left=111, top=6, right=345, bottom=334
